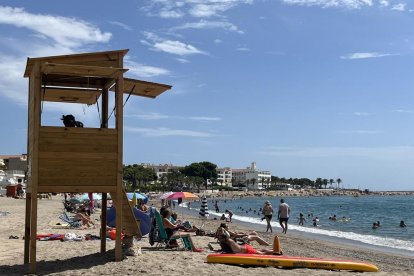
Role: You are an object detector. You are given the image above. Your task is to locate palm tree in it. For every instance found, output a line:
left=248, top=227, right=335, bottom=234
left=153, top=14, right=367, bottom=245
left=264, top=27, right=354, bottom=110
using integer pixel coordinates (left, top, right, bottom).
left=336, top=178, right=342, bottom=190
left=329, top=179, right=334, bottom=189
left=322, top=178, right=328, bottom=189
left=315, top=178, right=323, bottom=189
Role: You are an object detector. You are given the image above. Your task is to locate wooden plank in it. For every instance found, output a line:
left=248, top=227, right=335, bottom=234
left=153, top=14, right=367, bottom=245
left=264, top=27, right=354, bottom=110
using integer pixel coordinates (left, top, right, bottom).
left=38, top=152, right=117, bottom=159
left=39, top=169, right=117, bottom=179
left=43, top=87, right=101, bottom=104
left=40, top=126, right=116, bottom=134
left=101, top=193, right=107, bottom=253
left=40, top=63, right=128, bottom=78
left=38, top=160, right=117, bottom=170
left=115, top=58, right=124, bottom=262
left=24, top=193, right=31, bottom=264
left=38, top=186, right=116, bottom=193
left=38, top=158, right=117, bottom=167
left=38, top=177, right=117, bottom=186
left=24, top=49, right=129, bottom=77
left=29, top=61, right=41, bottom=274
left=38, top=143, right=117, bottom=153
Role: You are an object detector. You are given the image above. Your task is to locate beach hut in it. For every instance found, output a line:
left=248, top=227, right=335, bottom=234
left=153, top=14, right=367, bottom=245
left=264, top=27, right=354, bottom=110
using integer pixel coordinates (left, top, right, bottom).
left=23, top=49, right=171, bottom=273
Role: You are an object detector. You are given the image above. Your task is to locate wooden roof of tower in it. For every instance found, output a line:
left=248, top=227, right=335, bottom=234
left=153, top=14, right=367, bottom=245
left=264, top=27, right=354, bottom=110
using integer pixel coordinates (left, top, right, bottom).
left=24, top=49, right=171, bottom=103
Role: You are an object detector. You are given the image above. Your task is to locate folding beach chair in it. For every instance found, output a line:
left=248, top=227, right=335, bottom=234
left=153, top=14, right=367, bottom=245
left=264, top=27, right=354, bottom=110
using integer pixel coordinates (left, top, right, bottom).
left=150, top=209, right=192, bottom=250
left=59, top=210, right=82, bottom=228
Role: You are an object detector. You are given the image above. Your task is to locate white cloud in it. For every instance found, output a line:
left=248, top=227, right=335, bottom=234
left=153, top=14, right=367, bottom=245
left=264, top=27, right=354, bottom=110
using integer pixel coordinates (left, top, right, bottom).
left=391, top=3, right=406, bottom=11
left=393, top=109, right=414, bottom=114
left=176, top=58, right=190, bottom=63
left=171, top=20, right=244, bottom=34
left=0, top=55, right=27, bottom=105
left=109, top=21, right=133, bottom=31
left=182, top=116, right=221, bottom=121
left=353, top=112, right=370, bottom=116
left=236, top=47, right=250, bottom=51
left=125, top=59, right=170, bottom=78
left=257, top=146, right=414, bottom=160
left=336, top=130, right=382, bottom=134
left=125, top=112, right=170, bottom=120
left=282, top=0, right=373, bottom=9
left=125, top=126, right=215, bottom=137
left=214, top=39, right=223, bottom=44
left=379, top=0, right=389, bottom=7
left=142, top=32, right=207, bottom=56
left=125, top=112, right=221, bottom=121
left=340, top=52, right=399, bottom=59
left=143, top=0, right=254, bottom=18
left=0, top=6, right=111, bottom=48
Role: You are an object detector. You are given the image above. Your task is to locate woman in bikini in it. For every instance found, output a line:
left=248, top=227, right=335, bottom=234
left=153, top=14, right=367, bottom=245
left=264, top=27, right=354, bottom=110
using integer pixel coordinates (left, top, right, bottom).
left=217, top=227, right=282, bottom=255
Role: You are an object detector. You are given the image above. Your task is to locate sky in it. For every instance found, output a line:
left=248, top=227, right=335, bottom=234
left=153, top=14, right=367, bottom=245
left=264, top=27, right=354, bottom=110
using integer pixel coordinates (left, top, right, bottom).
left=1, top=0, right=414, bottom=191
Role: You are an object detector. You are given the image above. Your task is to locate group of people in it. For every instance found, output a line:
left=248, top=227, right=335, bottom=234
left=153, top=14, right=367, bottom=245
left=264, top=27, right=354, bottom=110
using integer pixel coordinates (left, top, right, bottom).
left=260, top=198, right=291, bottom=234
left=215, top=222, right=282, bottom=255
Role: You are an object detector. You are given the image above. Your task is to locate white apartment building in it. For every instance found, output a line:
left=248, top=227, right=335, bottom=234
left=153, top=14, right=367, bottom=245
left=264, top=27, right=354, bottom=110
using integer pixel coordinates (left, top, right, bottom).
left=216, top=167, right=232, bottom=187
left=141, top=163, right=183, bottom=179
left=232, top=162, right=272, bottom=190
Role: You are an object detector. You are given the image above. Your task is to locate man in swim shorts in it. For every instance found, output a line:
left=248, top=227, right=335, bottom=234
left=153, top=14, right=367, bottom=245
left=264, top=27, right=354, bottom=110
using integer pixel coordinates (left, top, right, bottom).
left=278, top=199, right=290, bottom=234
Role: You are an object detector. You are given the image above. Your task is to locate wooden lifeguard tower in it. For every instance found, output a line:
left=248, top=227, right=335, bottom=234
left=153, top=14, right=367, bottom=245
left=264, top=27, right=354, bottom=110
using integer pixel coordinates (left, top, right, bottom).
left=23, top=49, right=171, bottom=273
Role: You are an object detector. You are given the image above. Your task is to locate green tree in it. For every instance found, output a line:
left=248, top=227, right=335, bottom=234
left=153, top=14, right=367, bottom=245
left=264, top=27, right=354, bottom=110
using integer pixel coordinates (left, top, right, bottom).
left=322, top=178, right=328, bottom=189
left=329, top=179, right=335, bottom=189
left=315, top=178, right=323, bottom=189
left=180, top=161, right=218, bottom=190
left=336, top=178, right=342, bottom=190
left=123, top=164, right=157, bottom=192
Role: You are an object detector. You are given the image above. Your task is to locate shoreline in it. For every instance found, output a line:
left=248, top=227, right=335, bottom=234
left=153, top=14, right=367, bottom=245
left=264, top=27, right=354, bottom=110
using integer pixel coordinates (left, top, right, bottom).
left=177, top=204, right=414, bottom=258
left=0, top=196, right=413, bottom=275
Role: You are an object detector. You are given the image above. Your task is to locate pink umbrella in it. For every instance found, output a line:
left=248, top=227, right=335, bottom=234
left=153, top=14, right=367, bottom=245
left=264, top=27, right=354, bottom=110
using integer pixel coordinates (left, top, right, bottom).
left=166, top=192, right=199, bottom=200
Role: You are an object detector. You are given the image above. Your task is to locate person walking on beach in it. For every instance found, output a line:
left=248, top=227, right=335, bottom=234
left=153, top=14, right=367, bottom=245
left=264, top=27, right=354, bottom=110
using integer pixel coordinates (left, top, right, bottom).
left=278, top=199, right=290, bottom=234
left=262, top=200, right=273, bottom=233
left=225, top=209, right=233, bottom=223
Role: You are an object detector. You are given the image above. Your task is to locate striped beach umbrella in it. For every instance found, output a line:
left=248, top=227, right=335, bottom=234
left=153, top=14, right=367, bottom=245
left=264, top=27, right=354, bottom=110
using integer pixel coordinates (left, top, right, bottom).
left=199, top=196, right=209, bottom=218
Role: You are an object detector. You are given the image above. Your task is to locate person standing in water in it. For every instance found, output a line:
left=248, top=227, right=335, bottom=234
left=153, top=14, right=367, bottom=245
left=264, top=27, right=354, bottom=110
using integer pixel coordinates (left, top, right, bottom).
left=298, top=213, right=306, bottom=226
left=262, top=201, right=273, bottom=233
left=278, top=199, right=290, bottom=234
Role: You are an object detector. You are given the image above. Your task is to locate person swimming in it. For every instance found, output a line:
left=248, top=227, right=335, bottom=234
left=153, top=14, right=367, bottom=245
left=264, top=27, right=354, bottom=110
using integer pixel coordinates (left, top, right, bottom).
left=399, top=220, right=407, bottom=228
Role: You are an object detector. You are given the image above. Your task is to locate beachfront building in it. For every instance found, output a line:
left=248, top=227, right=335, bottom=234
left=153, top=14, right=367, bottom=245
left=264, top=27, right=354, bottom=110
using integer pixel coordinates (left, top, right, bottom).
left=0, top=155, right=27, bottom=190
left=0, top=154, right=28, bottom=171
left=231, top=162, right=272, bottom=190
left=141, top=163, right=183, bottom=180
left=216, top=167, right=232, bottom=187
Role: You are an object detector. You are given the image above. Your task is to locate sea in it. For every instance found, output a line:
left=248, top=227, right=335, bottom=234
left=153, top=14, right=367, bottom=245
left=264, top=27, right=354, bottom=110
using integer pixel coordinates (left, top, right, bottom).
left=179, top=195, right=414, bottom=257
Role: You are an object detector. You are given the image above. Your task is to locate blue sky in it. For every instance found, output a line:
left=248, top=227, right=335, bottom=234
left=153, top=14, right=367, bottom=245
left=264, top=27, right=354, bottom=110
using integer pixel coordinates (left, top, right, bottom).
left=1, top=0, right=414, bottom=191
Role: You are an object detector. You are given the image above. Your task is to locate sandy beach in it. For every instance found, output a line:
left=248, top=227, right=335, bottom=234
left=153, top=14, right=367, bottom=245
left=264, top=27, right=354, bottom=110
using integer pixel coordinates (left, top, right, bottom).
left=0, top=195, right=413, bottom=275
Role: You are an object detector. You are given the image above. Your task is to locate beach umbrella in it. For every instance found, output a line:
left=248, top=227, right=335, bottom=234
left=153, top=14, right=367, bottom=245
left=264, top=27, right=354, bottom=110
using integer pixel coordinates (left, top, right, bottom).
left=159, top=191, right=174, bottom=200
left=199, top=196, right=209, bottom=218
left=126, top=192, right=148, bottom=204
left=165, top=191, right=199, bottom=200
left=78, top=193, right=102, bottom=201
left=68, top=197, right=82, bottom=204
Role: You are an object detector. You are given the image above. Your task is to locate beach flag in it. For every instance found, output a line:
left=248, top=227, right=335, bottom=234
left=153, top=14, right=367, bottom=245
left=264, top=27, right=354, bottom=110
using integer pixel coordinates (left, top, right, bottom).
left=199, top=196, right=209, bottom=218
